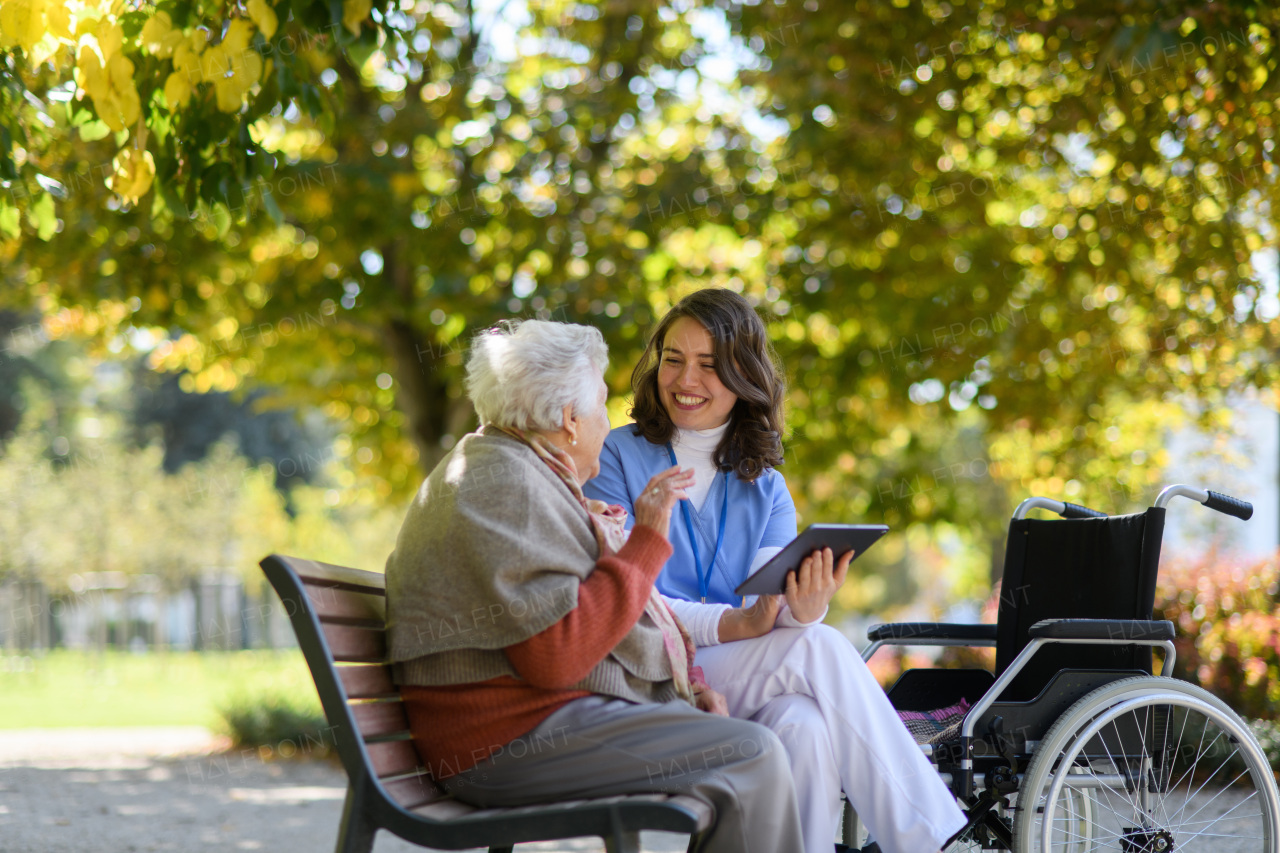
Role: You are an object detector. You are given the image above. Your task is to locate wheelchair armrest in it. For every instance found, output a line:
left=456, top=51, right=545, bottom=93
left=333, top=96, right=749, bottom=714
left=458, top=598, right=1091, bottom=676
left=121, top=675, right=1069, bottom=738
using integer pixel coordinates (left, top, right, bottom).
left=1027, top=619, right=1175, bottom=642
left=866, top=622, right=998, bottom=644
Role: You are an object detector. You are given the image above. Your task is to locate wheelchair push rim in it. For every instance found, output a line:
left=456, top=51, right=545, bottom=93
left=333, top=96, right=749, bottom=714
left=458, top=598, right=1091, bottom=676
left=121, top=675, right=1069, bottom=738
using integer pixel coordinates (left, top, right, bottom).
left=1020, top=678, right=1280, bottom=853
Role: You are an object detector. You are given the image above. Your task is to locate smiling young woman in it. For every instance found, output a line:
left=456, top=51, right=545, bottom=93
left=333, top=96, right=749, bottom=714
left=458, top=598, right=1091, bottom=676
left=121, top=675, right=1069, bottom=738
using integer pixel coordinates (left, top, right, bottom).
left=585, top=289, right=965, bottom=853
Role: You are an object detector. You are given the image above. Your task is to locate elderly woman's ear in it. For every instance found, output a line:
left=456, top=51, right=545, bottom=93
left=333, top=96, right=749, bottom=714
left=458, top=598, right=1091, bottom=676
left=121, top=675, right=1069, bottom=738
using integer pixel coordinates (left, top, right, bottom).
left=560, top=403, right=580, bottom=446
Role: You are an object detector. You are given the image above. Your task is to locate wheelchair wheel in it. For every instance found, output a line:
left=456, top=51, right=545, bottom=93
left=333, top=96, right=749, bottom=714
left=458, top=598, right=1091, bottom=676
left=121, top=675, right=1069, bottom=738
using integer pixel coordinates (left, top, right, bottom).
left=1013, top=676, right=1280, bottom=853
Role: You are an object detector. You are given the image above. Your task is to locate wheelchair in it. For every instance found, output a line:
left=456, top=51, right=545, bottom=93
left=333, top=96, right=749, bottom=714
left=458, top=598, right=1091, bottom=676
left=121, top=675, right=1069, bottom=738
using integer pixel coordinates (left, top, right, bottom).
left=851, top=483, right=1279, bottom=853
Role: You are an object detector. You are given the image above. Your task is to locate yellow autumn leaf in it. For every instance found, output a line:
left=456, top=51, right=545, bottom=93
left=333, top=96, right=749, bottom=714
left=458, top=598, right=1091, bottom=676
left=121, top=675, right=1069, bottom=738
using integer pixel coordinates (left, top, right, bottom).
left=342, top=0, right=371, bottom=36
left=140, top=11, right=171, bottom=46
left=164, top=70, right=192, bottom=109
left=46, top=2, right=74, bottom=40
left=107, top=146, right=156, bottom=204
left=94, top=15, right=123, bottom=60
left=76, top=43, right=108, bottom=100
left=0, top=0, right=48, bottom=53
left=141, top=11, right=175, bottom=56
left=247, top=0, right=277, bottom=40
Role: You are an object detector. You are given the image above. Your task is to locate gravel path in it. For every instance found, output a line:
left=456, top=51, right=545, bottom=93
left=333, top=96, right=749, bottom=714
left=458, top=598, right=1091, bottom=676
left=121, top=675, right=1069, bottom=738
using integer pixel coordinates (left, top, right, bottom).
left=0, top=728, right=690, bottom=853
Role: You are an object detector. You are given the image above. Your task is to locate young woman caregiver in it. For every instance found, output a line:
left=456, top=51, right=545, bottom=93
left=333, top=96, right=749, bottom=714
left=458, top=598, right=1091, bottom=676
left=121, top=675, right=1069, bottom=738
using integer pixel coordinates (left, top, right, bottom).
left=584, top=288, right=966, bottom=853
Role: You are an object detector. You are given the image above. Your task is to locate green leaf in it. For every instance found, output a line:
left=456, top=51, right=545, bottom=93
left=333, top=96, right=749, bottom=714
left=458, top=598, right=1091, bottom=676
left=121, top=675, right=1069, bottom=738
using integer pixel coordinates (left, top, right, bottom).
left=151, top=111, right=171, bottom=145
left=28, top=192, right=57, bottom=241
left=261, top=186, right=283, bottom=224
left=79, top=120, right=111, bottom=142
left=119, top=10, right=147, bottom=37
left=299, top=83, right=324, bottom=119
left=0, top=198, right=19, bottom=238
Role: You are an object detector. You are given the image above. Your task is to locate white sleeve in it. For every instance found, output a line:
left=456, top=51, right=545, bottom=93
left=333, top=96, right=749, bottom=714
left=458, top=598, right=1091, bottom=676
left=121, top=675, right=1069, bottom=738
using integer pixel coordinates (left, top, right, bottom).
left=663, top=595, right=732, bottom=648
left=776, top=600, right=827, bottom=628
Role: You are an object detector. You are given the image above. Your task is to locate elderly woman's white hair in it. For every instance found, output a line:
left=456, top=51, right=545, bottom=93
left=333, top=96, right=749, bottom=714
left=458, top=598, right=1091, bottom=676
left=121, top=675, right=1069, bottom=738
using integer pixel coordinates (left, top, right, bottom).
left=465, top=320, right=609, bottom=431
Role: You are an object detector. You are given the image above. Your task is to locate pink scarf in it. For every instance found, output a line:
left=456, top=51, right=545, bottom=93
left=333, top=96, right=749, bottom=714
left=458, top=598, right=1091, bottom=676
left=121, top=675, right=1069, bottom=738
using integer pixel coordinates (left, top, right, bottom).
left=487, top=426, right=703, bottom=705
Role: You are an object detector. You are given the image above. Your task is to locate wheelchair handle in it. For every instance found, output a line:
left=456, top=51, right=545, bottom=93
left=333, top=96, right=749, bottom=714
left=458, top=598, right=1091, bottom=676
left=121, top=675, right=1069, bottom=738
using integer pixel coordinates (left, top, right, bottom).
left=1205, top=490, right=1254, bottom=520
left=1060, top=502, right=1107, bottom=519
left=1012, top=497, right=1107, bottom=520
left=1154, top=484, right=1253, bottom=520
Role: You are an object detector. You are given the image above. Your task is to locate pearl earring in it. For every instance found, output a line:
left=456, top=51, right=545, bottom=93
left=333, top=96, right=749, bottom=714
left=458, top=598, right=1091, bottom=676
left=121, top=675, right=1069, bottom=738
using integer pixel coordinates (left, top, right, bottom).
left=570, top=438, right=578, bottom=446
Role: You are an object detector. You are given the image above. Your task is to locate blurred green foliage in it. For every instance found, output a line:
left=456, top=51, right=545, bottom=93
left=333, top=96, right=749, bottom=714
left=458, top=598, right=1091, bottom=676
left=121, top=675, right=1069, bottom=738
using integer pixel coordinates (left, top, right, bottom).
left=3, top=0, right=1279, bottom=599
left=0, top=368, right=404, bottom=591
left=216, top=682, right=330, bottom=755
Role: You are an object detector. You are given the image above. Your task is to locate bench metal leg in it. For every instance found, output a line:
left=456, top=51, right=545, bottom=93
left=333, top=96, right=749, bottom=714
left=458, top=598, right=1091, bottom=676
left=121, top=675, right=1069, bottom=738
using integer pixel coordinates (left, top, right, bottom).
left=335, top=783, right=377, bottom=853
left=841, top=796, right=863, bottom=846
left=604, top=830, right=641, bottom=853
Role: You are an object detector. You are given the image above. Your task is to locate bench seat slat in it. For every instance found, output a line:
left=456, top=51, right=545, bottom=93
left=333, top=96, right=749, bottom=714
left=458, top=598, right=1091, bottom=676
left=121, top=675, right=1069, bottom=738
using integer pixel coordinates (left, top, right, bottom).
left=337, top=664, right=398, bottom=700
left=352, top=700, right=412, bottom=738
left=382, top=774, right=447, bottom=810
left=367, top=740, right=424, bottom=779
left=306, top=583, right=386, bottom=627
left=323, top=623, right=387, bottom=662
left=411, top=791, right=713, bottom=832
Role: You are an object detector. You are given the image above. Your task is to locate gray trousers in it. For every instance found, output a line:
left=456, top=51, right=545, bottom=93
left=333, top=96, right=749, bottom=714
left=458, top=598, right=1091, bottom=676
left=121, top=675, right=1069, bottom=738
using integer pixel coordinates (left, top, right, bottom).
left=440, top=696, right=804, bottom=853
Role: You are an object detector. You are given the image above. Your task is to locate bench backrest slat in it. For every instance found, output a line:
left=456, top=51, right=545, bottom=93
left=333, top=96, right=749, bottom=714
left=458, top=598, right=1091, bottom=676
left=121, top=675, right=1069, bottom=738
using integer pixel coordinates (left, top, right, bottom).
left=337, top=664, right=399, bottom=700
left=352, top=701, right=414, bottom=739
left=307, top=584, right=387, bottom=627
left=323, top=623, right=388, bottom=662
left=260, top=555, right=451, bottom=816
left=366, top=740, right=427, bottom=778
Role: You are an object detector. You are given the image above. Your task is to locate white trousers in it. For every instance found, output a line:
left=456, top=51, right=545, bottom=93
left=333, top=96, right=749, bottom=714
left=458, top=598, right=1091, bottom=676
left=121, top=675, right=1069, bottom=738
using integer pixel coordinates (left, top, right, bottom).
left=695, top=625, right=967, bottom=853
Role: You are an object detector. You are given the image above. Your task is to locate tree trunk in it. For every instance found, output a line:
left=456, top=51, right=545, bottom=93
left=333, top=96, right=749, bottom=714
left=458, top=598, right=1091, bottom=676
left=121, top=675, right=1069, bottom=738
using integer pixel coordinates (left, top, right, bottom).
left=383, top=317, right=472, bottom=473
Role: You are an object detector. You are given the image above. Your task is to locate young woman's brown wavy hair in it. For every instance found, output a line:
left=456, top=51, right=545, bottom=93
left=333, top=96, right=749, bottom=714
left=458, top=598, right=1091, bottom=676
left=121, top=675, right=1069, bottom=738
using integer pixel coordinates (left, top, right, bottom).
left=630, top=288, right=786, bottom=481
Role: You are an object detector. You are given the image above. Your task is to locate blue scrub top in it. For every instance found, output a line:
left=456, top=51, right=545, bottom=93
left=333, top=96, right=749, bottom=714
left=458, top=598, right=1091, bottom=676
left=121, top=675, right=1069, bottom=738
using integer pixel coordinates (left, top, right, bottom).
left=584, top=424, right=797, bottom=606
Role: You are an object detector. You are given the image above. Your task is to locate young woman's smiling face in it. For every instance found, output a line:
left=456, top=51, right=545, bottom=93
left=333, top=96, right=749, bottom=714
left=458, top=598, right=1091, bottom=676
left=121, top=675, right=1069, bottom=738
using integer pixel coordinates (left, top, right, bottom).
left=658, top=316, right=739, bottom=431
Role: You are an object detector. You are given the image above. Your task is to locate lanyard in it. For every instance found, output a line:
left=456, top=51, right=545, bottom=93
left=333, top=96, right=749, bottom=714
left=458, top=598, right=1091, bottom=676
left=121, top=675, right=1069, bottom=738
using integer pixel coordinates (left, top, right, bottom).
left=666, top=443, right=729, bottom=603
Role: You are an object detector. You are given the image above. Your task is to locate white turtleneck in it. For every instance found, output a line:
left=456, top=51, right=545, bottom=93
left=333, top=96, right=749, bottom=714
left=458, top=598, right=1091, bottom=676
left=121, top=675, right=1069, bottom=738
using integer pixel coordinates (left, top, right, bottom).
left=663, top=423, right=824, bottom=646
left=670, top=421, right=730, bottom=511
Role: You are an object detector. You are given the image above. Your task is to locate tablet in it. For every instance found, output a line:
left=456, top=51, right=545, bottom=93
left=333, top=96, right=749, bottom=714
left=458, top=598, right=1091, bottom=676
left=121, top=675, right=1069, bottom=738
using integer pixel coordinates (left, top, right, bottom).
left=733, top=524, right=889, bottom=596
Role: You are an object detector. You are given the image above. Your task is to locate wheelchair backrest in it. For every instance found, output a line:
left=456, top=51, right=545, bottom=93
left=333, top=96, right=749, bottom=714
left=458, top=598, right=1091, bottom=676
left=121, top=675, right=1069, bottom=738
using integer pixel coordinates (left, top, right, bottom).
left=993, top=507, right=1166, bottom=701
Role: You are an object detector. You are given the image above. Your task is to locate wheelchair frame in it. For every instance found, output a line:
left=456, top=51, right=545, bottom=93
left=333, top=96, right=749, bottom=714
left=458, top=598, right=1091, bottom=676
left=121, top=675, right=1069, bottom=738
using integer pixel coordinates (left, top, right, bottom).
left=852, top=484, right=1279, bottom=853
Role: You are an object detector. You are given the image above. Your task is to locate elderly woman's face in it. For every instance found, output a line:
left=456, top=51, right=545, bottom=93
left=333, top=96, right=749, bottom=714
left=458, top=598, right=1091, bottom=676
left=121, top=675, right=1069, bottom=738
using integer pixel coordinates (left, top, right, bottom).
left=568, top=373, right=612, bottom=484
left=658, top=317, right=738, bottom=431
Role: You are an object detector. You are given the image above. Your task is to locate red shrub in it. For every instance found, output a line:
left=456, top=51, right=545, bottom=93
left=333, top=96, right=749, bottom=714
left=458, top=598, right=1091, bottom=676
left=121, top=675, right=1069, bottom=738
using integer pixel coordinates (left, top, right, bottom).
left=1155, top=550, right=1280, bottom=721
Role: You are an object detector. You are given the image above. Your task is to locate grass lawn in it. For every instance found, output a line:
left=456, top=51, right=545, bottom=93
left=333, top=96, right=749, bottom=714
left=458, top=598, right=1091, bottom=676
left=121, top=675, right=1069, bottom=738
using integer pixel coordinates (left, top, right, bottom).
left=0, top=649, right=321, bottom=729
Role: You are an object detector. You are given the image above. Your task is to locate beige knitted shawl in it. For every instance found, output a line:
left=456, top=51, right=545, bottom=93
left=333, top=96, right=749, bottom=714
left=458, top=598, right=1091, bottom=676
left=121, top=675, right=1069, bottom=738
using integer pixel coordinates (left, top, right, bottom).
left=385, top=430, right=680, bottom=706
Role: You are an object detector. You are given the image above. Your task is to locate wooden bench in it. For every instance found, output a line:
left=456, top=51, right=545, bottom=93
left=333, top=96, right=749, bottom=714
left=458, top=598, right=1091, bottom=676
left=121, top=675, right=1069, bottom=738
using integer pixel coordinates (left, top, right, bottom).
left=259, top=554, right=712, bottom=853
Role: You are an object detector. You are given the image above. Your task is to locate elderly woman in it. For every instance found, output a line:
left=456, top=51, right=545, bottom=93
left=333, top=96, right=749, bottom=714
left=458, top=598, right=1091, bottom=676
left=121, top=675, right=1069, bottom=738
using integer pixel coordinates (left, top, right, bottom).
left=384, top=319, right=803, bottom=853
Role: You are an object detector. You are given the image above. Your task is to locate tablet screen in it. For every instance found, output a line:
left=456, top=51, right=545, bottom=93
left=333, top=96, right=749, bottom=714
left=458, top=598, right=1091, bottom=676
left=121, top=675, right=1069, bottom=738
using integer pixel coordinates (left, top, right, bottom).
left=733, top=524, right=889, bottom=597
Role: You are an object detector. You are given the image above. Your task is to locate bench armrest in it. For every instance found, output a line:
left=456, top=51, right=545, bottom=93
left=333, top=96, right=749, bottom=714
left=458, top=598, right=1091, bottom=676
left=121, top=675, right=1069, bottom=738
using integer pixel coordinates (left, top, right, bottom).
left=866, top=622, right=998, bottom=644
left=1027, top=619, right=1174, bottom=642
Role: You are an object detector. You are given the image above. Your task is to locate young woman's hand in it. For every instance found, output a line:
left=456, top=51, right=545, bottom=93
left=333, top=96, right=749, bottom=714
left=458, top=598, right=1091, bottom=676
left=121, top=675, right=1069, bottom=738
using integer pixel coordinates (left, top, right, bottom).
left=632, top=465, right=696, bottom=539
left=784, top=547, right=853, bottom=624
left=717, top=594, right=782, bottom=642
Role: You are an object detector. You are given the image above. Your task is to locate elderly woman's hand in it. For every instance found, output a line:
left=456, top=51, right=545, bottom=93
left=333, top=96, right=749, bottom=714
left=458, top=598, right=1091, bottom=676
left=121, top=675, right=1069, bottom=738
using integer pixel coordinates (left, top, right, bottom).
left=632, top=465, right=696, bottom=539
left=693, top=683, right=729, bottom=716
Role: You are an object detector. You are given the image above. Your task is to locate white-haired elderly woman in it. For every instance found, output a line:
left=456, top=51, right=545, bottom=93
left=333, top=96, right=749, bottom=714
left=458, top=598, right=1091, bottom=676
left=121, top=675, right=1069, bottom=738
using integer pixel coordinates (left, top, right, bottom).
left=385, top=319, right=803, bottom=853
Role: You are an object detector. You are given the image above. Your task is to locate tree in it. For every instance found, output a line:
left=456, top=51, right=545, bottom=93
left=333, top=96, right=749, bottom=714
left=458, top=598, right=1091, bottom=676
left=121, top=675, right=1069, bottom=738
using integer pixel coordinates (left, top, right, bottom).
left=719, top=0, right=1280, bottom=532
left=5, top=0, right=1279, bottom=593
left=4, top=0, right=768, bottom=499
